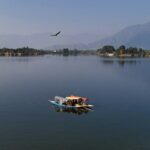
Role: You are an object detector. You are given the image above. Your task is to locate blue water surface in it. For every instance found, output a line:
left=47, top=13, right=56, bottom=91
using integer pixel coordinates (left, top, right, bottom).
left=0, top=56, right=150, bottom=150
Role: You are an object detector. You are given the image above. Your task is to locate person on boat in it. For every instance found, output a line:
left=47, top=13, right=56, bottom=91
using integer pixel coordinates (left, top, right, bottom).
left=78, top=98, right=83, bottom=105
left=67, top=100, right=72, bottom=106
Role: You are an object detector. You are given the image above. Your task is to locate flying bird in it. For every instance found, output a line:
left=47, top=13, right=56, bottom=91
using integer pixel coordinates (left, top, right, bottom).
left=51, top=31, right=61, bottom=36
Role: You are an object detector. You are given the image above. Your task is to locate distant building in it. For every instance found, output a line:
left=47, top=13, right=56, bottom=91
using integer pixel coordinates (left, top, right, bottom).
left=106, top=53, right=114, bottom=57
left=4, top=52, right=15, bottom=56
left=118, top=54, right=132, bottom=57
left=17, top=53, right=22, bottom=56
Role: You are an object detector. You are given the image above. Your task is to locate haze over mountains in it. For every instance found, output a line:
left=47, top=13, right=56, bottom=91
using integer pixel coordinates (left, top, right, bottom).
left=0, top=33, right=102, bottom=50
left=1, top=22, right=150, bottom=50
left=90, top=22, right=150, bottom=49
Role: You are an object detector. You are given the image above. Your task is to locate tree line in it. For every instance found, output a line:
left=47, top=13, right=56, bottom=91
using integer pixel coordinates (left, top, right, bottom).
left=0, top=47, right=96, bottom=56
left=97, top=45, right=150, bottom=57
left=49, top=48, right=96, bottom=56
left=0, top=47, right=49, bottom=56
left=0, top=45, right=150, bottom=57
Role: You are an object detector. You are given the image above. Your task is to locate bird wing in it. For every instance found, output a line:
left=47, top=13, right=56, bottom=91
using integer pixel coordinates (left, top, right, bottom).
left=55, top=31, right=61, bottom=36
left=51, top=31, right=61, bottom=36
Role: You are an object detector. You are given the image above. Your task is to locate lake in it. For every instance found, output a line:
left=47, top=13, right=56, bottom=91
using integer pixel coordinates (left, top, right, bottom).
left=0, top=55, right=150, bottom=150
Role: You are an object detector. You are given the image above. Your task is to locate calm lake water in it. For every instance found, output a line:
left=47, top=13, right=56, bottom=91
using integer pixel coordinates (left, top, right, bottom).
left=0, top=55, right=150, bottom=150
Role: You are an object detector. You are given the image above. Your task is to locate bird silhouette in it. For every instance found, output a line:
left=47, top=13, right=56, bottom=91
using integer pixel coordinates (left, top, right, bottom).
left=51, top=31, right=61, bottom=36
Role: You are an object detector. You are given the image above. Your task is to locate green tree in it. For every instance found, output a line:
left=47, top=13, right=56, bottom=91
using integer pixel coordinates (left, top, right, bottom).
left=101, top=45, right=115, bottom=53
left=63, top=48, right=69, bottom=56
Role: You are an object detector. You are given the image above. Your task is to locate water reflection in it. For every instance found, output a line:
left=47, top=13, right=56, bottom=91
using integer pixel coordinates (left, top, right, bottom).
left=100, top=58, right=142, bottom=67
left=101, top=59, right=114, bottom=65
left=117, top=59, right=138, bottom=67
left=51, top=106, right=91, bottom=116
left=0, top=56, right=44, bottom=63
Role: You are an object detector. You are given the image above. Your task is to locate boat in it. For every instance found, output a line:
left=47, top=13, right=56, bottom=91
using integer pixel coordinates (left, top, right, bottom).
left=52, top=106, right=90, bottom=115
left=49, top=95, right=94, bottom=109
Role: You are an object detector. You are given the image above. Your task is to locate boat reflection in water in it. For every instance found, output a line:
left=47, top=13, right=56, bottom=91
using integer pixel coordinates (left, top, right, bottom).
left=51, top=105, right=91, bottom=116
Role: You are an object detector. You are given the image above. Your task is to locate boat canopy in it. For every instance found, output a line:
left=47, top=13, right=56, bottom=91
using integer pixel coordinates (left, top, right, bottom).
left=66, top=95, right=81, bottom=100
left=66, top=95, right=88, bottom=102
left=54, top=96, right=88, bottom=104
left=54, top=96, right=67, bottom=104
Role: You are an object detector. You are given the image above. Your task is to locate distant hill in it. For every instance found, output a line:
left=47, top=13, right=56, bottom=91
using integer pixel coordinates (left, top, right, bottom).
left=89, top=22, right=150, bottom=49
left=0, top=33, right=100, bottom=50
left=1, top=22, right=150, bottom=50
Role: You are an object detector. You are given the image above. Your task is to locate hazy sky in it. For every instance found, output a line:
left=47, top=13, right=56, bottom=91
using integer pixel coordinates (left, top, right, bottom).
left=0, top=0, right=150, bottom=35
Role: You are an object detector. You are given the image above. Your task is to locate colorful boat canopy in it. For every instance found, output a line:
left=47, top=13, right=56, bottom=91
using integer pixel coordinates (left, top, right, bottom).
left=66, top=95, right=81, bottom=100
left=66, top=95, right=88, bottom=101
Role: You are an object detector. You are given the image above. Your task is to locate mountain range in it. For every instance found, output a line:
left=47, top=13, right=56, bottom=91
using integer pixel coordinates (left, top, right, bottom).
left=1, top=22, right=150, bottom=50
left=90, top=22, right=150, bottom=49
left=0, top=33, right=101, bottom=50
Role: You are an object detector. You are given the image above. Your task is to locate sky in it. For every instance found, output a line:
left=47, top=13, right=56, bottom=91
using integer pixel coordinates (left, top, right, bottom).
left=0, top=0, right=150, bottom=36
